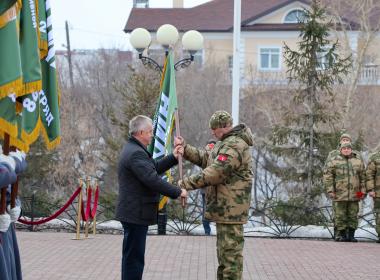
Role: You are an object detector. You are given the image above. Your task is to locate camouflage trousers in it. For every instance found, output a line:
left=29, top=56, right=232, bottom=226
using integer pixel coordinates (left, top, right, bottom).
left=374, top=199, right=380, bottom=236
left=216, top=223, right=244, bottom=280
left=335, top=201, right=359, bottom=231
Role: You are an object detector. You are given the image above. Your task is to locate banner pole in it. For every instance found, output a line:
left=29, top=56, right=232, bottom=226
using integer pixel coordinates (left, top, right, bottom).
left=92, top=180, right=98, bottom=236
left=73, top=178, right=83, bottom=240
left=84, top=177, right=90, bottom=238
left=0, top=133, right=10, bottom=214
left=174, top=110, right=185, bottom=208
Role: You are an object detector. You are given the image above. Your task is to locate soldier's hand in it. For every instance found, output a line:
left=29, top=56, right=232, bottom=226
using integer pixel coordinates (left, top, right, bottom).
left=328, top=192, right=336, bottom=199
left=174, top=136, right=185, bottom=147
left=369, top=191, right=376, bottom=198
left=173, top=145, right=184, bottom=159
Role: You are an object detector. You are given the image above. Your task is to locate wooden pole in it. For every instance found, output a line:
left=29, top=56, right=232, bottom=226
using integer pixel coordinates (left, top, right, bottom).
left=174, top=110, right=185, bottom=208
left=73, top=178, right=83, bottom=240
left=84, top=177, right=90, bottom=238
left=0, top=133, right=10, bottom=214
left=10, top=146, right=18, bottom=209
left=92, top=180, right=98, bottom=236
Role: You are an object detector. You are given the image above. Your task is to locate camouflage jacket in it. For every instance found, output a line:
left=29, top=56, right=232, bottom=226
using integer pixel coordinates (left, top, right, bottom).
left=323, top=152, right=366, bottom=201
left=181, top=124, right=253, bottom=224
left=366, top=151, right=380, bottom=198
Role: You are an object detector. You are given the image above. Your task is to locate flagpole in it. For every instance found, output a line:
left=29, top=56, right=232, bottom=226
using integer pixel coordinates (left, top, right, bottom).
left=174, top=110, right=186, bottom=208
left=0, top=133, right=10, bottom=214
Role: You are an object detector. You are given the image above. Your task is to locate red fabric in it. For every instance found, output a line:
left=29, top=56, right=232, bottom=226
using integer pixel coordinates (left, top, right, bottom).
left=207, top=143, right=215, bottom=149
left=81, top=188, right=92, bottom=222
left=90, top=186, right=99, bottom=219
left=356, top=191, right=365, bottom=199
left=217, top=154, right=228, bottom=162
left=18, top=187, right=82, bottom=225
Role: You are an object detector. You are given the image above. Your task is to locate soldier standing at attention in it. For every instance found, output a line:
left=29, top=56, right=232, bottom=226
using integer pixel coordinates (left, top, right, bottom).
left=323, top=142, right=366, bottom=242
left=325, top=133, right=362, bottom=237
left=176, top=110, right=253, bottom=280
left=365, top=149, right=380, bottom=243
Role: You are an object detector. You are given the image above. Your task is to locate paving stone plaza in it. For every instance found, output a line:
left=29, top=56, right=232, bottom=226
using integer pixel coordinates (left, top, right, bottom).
left=18, top=232, right=380, bottom=280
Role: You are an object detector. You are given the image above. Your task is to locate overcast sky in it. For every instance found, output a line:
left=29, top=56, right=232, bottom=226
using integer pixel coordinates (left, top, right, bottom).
left=51, top=0, right=210, bottom=51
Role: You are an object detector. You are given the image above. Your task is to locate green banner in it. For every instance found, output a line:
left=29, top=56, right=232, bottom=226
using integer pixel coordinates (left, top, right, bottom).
left=0, top=0, right=18, bottom=29
left=39, top=0, right=60, bottom=149
left=0, top=94, right=17, bottom=138
left=0, top=12, right=22, bottom=99
left=149, top=52, right=178, bottom=160
left=19, top=0, right=42, bottom=94
left=37, top=0, right=47, bottom=58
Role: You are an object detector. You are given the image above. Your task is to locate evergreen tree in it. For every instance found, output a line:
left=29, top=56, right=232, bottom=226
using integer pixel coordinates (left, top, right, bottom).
left=270, top=0, right=352, bottom=195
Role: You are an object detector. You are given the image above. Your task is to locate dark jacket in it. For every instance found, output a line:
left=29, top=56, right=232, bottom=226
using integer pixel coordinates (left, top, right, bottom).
left=115, top=136, right=181, bottom=225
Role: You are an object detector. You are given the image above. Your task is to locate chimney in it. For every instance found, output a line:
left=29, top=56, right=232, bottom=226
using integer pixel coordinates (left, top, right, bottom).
left=173, top=0, right=184, bottom=8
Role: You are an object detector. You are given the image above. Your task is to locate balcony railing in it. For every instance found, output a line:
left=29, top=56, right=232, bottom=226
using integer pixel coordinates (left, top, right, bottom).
left=359, top=64, right=380, bottom=85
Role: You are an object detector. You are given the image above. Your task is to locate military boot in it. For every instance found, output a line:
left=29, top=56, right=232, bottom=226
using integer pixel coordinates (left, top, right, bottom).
left=348, top=228, right=357, bottom=242
left=335, top=230, right=348, bottom=242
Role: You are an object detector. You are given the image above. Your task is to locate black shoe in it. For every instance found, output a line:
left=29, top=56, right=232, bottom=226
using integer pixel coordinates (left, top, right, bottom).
left=335, top=230, right=348, bottom=242
left=376, top=239, right=380, bottom=243
left=348, top=228, right=358, bottom=242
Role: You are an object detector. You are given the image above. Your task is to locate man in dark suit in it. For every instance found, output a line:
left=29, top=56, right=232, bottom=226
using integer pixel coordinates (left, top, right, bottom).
left=115, top=115, right=187, bottom=280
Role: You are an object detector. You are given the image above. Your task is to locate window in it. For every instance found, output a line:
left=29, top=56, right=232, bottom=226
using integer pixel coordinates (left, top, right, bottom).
left=284, top=9, right=306, bottom=23
left=259, top=48, right=280, bottom=70
left=133, top=0, right=149, bottom=8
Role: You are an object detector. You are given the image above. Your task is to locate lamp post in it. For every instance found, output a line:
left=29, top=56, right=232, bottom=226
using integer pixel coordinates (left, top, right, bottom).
left=129, top=24, right=204, bottom=73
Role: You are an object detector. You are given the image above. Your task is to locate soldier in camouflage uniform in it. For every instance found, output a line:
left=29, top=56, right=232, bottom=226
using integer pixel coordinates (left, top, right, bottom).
left=325, top=133, right=362, bottom=238
left=366, top=150, right=380, bottom=243
left=323, top=142, right=366, bottom=242
left=176, top=111, right=253, bottom=280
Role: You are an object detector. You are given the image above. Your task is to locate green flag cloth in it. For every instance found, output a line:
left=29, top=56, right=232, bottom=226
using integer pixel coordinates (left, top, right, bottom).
left=149, top=52, right=178, bottom=160
left=0, top=0, right=19, bottom=29
left=148, top=52, right=178, bottom=210
left=0, top=10, right=22, bottom=99
left=0, top=94, right=17, bottom=137
left=19, top=91, right=40, bottom=144
left=39, top=0, right=60, bottom=149
left=19, top=0, right=42, bottom=94
left=36, top=0, right=47, bottom=58
left=8, top=112, right=30, bottom=152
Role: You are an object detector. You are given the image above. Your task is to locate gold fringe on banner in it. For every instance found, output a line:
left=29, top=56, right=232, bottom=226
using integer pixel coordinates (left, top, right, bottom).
left=0, top=4, right=17, bottom=29
left=23, top=80, right=42, bottom=95
left=0, top=78, right=23, bottom=99
left=41, top=126, right=61, bottom=150
left=0, top=122, right=17, bottom=139
left=9, top=136, right=29, bottom=152
left=20, top=119, right=41, bottom=146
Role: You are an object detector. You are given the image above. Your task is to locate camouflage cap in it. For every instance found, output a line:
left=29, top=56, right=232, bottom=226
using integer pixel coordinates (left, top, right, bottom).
left=340, top=142, right=352, bottom=149
left=340, top=133, right=352, bottom=142
left=209, top=111, right=233, bottom=129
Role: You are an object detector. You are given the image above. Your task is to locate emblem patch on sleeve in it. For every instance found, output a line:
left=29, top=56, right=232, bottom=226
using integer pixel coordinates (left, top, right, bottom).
left=217, top=154, right=228, bottom=162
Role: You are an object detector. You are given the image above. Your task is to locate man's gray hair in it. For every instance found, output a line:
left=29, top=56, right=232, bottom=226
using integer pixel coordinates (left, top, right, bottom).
left=129, top=115, right=153, bottom=135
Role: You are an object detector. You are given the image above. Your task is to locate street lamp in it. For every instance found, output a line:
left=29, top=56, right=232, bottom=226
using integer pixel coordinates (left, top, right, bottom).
left=129, top=24, right=204, bottom=73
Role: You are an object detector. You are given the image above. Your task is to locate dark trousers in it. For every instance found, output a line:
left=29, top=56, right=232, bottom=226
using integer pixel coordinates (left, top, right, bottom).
left=121, top=222, right=148, bottom=280
left=202, top=194, right=211, bottom=235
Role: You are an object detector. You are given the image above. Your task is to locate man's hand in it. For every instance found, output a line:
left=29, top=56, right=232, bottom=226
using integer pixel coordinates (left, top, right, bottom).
left=7, top=205, right=21, bottom=223
left=369, top=191, right=376, bottom=198
left=328, top=192, right=336, bottom=199
left=180, top=189, right=187, bottom=198
left=173, top=144, right=184, bottom=159
left=174, top=136, right=185, bottom=147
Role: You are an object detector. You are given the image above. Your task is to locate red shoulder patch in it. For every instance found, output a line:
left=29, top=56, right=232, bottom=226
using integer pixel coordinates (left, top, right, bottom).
left=217, top=154, right=228, bottom=162
left=207, top=143, right=215, bottom=149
